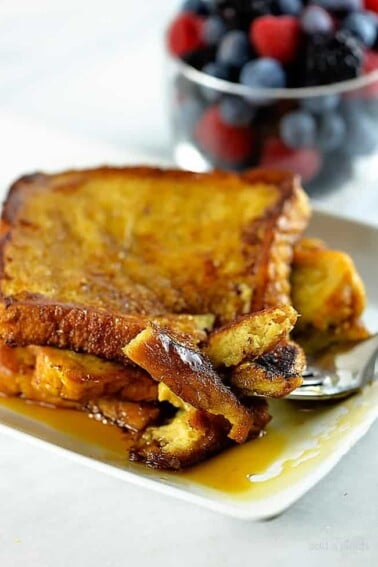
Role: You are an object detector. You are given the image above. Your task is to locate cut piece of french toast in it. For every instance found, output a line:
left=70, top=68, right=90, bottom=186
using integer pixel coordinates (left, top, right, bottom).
left=231, top=340, right=306, bottom=398
left=124, top=323, right=254, bottom=443
left=205, top=304, right=298, bottom=367
left=291, top=238, right=369, bottom=352
left=129, top=383, right=271, bottom=470
left=0, top=167, right=310, bottom=360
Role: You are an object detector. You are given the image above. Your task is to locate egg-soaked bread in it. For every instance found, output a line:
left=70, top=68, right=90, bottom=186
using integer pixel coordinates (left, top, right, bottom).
left=291, top=238, right=369, bottom=352
left=0, top=166, right=311, bottom=469
left=205, top=304, right=298, bottom=367
left=0, top=167, right=309, bottom=359
left=0, top=342, right=160, bottom=431
left=129, top=383, right=270, bottom=470
left=231, top=340, right=306, bottom=398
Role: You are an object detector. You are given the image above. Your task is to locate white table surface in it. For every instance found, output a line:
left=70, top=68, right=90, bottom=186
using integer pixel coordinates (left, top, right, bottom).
left=0, top=2, right=377, bottom=566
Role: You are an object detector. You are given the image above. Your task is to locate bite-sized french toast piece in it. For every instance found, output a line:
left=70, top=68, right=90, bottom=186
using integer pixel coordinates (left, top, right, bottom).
left=0, top=167, right=309, bottom=358
left=86, top=399, right=160, bottom=432
left=30, top=346, right=157, bottom=403
left=205, top=305, right=297, bottom=367
left=291, top=238, right=366, bottom=331
left=231, top=341, right=305, bottom=398
left=129, top=384, right=270, bottom=470
left=124, top=323, right=254, bottom=443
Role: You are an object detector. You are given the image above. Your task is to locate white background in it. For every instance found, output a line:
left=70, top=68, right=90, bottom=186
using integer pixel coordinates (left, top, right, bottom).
left=0, top=2, right=377, bottom=566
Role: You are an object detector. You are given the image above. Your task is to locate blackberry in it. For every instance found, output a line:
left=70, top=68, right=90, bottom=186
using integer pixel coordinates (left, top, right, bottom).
left=182, top=46, right=217, bottom=70
left=213, top=0, right=278, bottom=29
left=305, top=31, right=363, bottom=85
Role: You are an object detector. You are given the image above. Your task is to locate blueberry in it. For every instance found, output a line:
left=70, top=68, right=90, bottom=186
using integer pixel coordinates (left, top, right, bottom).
left=302, top=94, right=340, bottom=113
left=202, top=16, right=227, bottom=45
left=280, top=110, right=317, bottom=148
left=202, top=61, right=230, bottom=80
left=317, top=113, right=346, bottom=151
left=240, top=58, right=286, bottom=89
left=216, top=31, right=251, bottom=68
left=277, top=0, right=303, bottom=15
left=201, top=61, right=230, bottom=101
left=181, top=0, right=209, bottom=14
left=219, top=96, right=255, bottom=126
left=301, top=5, right=334, bottom=35
left=343, top=12, right=377, bottom=48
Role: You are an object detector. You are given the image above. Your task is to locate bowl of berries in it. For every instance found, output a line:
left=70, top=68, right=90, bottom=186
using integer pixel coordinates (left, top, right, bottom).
left=166, top=0, right=378, bottom=193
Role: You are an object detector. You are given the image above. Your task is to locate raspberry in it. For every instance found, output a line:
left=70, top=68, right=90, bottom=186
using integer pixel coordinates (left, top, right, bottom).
left=167, top=13, right=205, bottom=57
left=364, top=0, right=378, bottom=14
left=194, top=106, right=254, bottom=164
left=260, top=137, right=321, bottom=182
left=250, top=16, right=301, bottom=64
left=363, top=49, right=378, bottom=74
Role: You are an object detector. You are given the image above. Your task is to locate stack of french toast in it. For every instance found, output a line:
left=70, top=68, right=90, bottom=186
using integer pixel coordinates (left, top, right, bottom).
left=0, top=167, right=368, bottom=469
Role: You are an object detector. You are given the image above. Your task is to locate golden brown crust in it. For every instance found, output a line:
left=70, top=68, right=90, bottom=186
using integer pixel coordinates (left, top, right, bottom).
left=252, top=175, right=310, bottom=311
left=124, top=323, right=254, bottom=443
left=231, top=340, right=305, bottom=398
left=0, top=167, right=309, bottom=358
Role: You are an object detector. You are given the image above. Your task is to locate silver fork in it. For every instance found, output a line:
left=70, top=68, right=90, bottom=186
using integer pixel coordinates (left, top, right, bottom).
left=286, top=333, right=378, bottom=401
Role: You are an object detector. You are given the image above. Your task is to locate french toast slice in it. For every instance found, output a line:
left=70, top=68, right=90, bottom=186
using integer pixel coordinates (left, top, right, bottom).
left=291, top=238, right=369, bottom=352
left=0, top=343, right=78, bottom=407
left=30, top=346, right=158, bottom=403
left=0, top=167, right=310, bottom=360
left=0, top=342, right=157, bottom=403
left=0, top=342, right=160, bottom=431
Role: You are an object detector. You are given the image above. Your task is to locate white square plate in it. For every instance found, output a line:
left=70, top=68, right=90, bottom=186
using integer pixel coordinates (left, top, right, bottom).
left=0, top=209, right=377, bottom=521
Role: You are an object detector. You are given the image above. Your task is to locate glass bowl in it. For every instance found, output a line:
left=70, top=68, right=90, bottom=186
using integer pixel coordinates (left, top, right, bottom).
left=166, top=52, right=378, bottom=195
